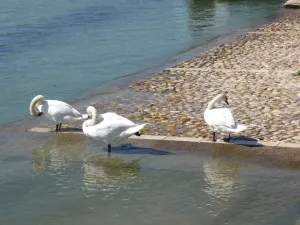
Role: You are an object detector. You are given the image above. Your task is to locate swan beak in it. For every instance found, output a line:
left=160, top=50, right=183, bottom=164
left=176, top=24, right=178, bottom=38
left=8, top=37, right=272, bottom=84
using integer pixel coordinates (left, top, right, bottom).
left=297, top=93, right=300, bottom=101
left=37, top=112, right=44, bottom=116
left=82, top=114, right=89, bottom=120
left=225, top=99, right=229, bottom=105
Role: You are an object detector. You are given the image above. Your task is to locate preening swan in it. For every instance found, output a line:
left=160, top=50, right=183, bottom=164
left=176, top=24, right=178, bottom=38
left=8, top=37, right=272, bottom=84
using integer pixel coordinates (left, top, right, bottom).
left=204, top=92, right=246, bottom=142
left=29, top=95, right=88, bottom=132
left=82, top=106, right=147, bottom=154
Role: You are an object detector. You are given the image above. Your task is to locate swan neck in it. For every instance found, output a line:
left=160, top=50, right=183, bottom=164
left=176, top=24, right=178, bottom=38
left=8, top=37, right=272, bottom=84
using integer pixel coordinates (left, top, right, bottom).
left=91, top=109, right=98, bottom=126
left=83, top=107, right=98, bottom=128
left=207, top=96, right=218, bottom=110
left=29, top=95, right=44, bottom=116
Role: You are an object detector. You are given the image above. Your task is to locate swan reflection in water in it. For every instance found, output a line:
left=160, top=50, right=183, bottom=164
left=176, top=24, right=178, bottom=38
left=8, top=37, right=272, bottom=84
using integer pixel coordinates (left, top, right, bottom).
left=32, top=134, right=87, bottom=174
left=203, top=159, right=240, bottom=201
left=82, top=155, right=140, bottom=197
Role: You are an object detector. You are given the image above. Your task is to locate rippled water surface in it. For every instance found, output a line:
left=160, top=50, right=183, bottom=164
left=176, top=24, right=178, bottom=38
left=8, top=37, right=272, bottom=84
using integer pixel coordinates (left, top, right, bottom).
left=0, top=0, right=284, bottom=125
left=0, top=132, right=299, bottom=225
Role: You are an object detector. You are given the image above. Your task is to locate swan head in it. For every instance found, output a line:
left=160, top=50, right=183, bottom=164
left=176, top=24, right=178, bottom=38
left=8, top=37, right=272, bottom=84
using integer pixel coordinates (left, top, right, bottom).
left=37, top=112, right=44, bottom=116
left=86, top=106, right=97, bottom=120
left=29, top=95, right=45, bottom=117
left=218, top=92, right=229, bottom=105
left=81, top=114, right=89, bottom=120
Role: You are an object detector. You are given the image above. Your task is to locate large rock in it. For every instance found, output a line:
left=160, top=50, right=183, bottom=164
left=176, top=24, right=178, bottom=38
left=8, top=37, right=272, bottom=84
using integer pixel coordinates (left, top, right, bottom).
left=284, top=0, right=300, bottom=8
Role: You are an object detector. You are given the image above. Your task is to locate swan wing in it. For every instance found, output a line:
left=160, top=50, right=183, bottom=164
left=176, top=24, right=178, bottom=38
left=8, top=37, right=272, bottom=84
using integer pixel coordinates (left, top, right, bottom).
left=204, top=108, right=236, bottom=129
left=100, top=112, right=135, bottom=126
left=43, top=100, right=82, bottom=118
left=85, top=119, right=138, bottom=142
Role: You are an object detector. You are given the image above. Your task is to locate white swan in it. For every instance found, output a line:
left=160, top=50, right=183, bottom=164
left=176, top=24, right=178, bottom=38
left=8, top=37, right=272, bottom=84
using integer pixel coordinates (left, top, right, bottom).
left=82, top=106, right=148, bottom=154
left=29, top=95, right=88, bottom=132
left=204, top=92, right=246, bottom=142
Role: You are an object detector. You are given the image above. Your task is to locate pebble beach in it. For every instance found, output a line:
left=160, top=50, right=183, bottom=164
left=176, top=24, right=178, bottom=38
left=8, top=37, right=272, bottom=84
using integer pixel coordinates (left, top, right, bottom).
left=124, top=10, right=300, bottom=143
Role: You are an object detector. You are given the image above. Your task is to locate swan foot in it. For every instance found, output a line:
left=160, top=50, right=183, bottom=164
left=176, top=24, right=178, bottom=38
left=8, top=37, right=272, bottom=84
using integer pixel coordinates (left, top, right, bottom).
left=134, top=132, right=141, bottom=136
left=55, top=123, right=62, bottom=132
left=212, top=132, right=216, bottom=142
left=223, top=134, right=231, bottom=142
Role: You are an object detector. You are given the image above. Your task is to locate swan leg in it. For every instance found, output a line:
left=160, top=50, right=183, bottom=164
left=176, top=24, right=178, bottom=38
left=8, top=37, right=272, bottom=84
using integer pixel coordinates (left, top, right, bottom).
left=58, top=123, right=62, bottom=131
left=223, top=133, right=231, bottom=142
left=212, top=132, right=216, bottom=142
left=55, top=124, right=59, bottom=132
left=108, top=144, right=111, bottom=153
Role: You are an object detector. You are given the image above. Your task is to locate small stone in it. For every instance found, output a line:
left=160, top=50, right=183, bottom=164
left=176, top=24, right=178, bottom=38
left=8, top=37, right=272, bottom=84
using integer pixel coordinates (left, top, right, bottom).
left=293, top=136, right=300, bottom=141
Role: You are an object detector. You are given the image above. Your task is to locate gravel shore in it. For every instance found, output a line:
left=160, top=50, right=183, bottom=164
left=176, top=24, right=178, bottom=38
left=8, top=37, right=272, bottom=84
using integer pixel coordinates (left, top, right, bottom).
left=125, top=11, right=300, bottom=143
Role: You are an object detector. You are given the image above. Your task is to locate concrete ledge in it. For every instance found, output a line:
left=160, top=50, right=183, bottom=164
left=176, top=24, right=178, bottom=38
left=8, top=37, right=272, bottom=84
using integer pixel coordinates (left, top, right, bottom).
left=129, top=136, right=204, bottom=152
left=131, top=135, right=167, bottom=140
left=164, top=136, right=203, bottom=142
left=277, top=142, right=300, bottom=148
left=29, top=127, right=52, bottom=132
left=29, top=127, right=82, bottom=134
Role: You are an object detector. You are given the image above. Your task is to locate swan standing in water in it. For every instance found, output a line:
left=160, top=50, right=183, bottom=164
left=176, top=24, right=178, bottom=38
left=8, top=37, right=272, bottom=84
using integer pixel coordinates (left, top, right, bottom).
left=29, top=95, right=88, bottom=132
left=204, top=92, right=246, bottom=142
left=82, top=106, right=147, bottom=154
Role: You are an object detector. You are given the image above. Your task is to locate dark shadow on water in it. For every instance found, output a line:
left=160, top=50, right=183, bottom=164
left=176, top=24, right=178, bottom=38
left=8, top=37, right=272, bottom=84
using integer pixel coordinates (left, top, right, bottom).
left=229, top=135, right=263, bottom=147
left=107, top=144, right=173, bottom=156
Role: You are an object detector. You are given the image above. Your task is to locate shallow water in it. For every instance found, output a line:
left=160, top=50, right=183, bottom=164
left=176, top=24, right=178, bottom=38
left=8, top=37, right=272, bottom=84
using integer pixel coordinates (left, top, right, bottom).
left=0, top=132, right=299, bottom=225
left=0, top=0, right=284, bottom=125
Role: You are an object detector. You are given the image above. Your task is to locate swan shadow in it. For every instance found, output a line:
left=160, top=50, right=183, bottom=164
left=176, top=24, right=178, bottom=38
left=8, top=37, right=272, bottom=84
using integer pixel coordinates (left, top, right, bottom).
left=105, top=144, right=174, bottom=155
left=229, top=135, right=263, bottom=147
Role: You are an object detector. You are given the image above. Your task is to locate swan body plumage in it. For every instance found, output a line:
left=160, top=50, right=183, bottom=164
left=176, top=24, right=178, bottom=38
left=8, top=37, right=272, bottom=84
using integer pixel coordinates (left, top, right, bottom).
left=82, top=106, right=147, bottom=153
left=29, top=95, right=87, bottom=131
left=204, top=93, right=246, bottom=141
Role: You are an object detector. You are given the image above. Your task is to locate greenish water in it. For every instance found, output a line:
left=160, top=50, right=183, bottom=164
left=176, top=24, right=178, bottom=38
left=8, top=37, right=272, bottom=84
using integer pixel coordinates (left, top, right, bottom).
left=0, top=0, right=284, bottom=125
left=0, top=132, right=299, bottom=225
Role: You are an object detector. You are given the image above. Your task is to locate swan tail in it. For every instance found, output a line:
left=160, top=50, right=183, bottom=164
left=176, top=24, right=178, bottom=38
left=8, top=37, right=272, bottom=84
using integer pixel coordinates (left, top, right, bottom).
left=229, top=123, right=247, bottom=133
left=121, top=123, right=148, bottom=137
